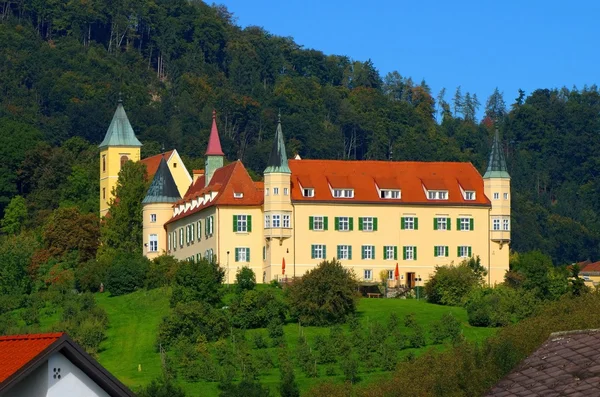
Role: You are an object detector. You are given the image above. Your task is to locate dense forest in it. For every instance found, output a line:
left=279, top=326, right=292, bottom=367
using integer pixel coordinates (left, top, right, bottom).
left=1, top=0, right=600, bottom=265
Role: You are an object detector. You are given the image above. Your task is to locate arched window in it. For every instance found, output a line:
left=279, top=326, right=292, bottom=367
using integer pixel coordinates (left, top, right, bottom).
left=120, top=155, right=129, bottom=166
left=102, top=155, right=106, bottom=173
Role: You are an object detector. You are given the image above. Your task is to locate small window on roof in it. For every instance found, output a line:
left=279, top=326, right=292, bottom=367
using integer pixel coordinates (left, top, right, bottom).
left=333, top=189, right=354, bottom=198
left=464, top=191, right=475, bottom=200
left=234, top=192, right=243, bottom=198
left=428, top=190, right=448, bottom=200
left=380, top=189, right=401, bottom=199
left=303, top=188, right=314, bottom=197
left=173, top=162, right=177, bottom=168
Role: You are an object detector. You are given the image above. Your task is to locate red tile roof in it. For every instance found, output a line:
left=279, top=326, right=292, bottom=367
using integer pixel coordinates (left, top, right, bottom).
left=166, top=161, right=263, bottom=225
left=581, top=261, right=600, bottom=273
left=140, top=150, right=174, bottom=178
left=288, top=160, right=491, bottom=205
left=0, top=333, right=64, bottom=383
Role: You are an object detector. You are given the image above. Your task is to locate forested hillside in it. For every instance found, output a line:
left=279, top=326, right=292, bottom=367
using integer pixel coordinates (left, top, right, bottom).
left=1, top=1, right=599, bottom=264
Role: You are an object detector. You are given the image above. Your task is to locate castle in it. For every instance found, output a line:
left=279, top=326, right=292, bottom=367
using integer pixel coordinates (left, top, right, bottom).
left=99, top=102, right=511, bottom=285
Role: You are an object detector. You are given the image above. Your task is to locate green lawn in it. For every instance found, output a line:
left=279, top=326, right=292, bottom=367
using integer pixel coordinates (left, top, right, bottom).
left=94, top=287, right=496, bottom=396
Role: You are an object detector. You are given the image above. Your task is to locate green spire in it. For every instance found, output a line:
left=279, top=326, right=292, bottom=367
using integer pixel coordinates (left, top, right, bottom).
left=264, top=112, right=291, bottom=174
left=99, top=98, right=143, bottom=149
left=142, top=156, right=181, bottom=204
left=483, top=128, right=510, bottom=178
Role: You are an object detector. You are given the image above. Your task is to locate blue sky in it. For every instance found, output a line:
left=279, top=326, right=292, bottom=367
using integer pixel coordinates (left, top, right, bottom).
left=218, top=0, right=600, bottom=117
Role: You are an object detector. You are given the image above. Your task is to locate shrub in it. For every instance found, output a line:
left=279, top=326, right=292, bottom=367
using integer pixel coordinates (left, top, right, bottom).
left=75, top=259, right=108, bottom=292
left=235, top=266, right=256, bottom=293
left=252, top=332, right=268, bottom=349
left=171, top=259, right=224, bottom=307
left=146, top=255, right=180, bottom=289
left=465, top=286, right=541, bottom=327
left=230, top=289, right=287, bottom=329
left=138, top=377, right=186, bottom=397
left=430, top=313, right=462, bottom=344
left=268, top=318, right=284, bottom=341
left=424, top=262, right=482, bottom=306
left=105, top=252, right=149, bottom=296
left=408, top=324, right=426, bottom=348
left=286, top=259, right=358, bottom=326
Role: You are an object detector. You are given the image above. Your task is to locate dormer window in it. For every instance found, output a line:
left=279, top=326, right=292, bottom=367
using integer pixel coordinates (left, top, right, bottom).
left=428, top=190, right=448, bottom=200
left=234, top=192, right=243, bottom=199
left=464, top=191, right=475, bottom=200
left=333, top=189, right=354, bottom=198
left=380, top=189, right=401, bottom=199
left=303, top=188, right=314, bottom=197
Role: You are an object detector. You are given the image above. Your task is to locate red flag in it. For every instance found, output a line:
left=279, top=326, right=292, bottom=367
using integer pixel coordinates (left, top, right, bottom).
left=282, top=257, right=286, bottom=275
left=394, top=263, right=399, bottom=281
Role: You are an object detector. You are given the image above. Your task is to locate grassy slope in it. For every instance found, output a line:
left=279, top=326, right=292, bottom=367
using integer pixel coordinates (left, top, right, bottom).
left=95, top=288, right=496, bottom=396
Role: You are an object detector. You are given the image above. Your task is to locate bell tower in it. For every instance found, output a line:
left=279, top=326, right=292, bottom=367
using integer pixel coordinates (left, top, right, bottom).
left=99, top=98, right=142, bottom=217
left=204, top=110, right=224, bottom=187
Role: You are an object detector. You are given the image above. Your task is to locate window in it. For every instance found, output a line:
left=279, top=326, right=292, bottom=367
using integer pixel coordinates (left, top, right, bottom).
left=102, top=155, right=106, bottom=173
left=190, top=223, right=194, bottom=242
left=235, top=247, right=250, bottom=262
left=173, top=162, right=177, bottom=168
left=435, top=217, right=450, bottom=230
left=185, top=225, right=190, bottom=244
left=283, top=214, right=290, bottom=228
left=274, top=187, right=279, bottom=195
left=333, top=189, right=354, bottom=198
left=503, top=218, right=510, bottom=231
left=435, top=246, right=448, bottom=257
left=337, top=245, right=352, bottom=260
left=335, top=216, right=352, bottom=231
left=149, top=234, right=158, bottom=252
left=197, top=221, right=201, bottom=241
left=120, top=155, right=129, bottom=167
left=387, top=270, right=394, bottom=280
left=234, top=192, right=243, bottom=198
left=380, top=189, right=401, bottom=199
left=102, top=188, right=106, bottom=200
left=205, top=216, right=214, bottom=236
left=504, top=193, right=509, bottom=200
left=465, top=191, right=475, bottom=200
left=403, top=246, right=416, bottom=260
left=493, top=192, right=499, bottom=200
left=311, top=244, right=326, bottom=259
left=401, top=216, right=417, bottom=230
left=303, top=188, right=314, bottom=197
left=272, top=214, right=281, bottom=228
left=310, top=216, right=327, bottom=231
left=264, top=215, right=271, bottom=228
left=265, top=188, right=269, bottom=196
left=364, top=269, right=372, bottom=280
left=168, top=234, right=171, bottom=251
left=458, top=217, right=474, bottom=231
left=234, top=215, right=251, bottom=233
left=384, top=246, right=397, bottom=260
left=362, top=245, right=375, bottom=260
left=428, top=190, right=448, bottom=200
left=493, top=218, right=501, bottom=230
left=359, top=217, right=377, bottom=231
left=284, top=188, right=289, bottom=196
left=263, top=246, right=266, bottom=260
left=179, top=228, right=183, bottom=248
left=458, top=246, right=472, bottom=257
left=150, top=214, right=157, bottom=223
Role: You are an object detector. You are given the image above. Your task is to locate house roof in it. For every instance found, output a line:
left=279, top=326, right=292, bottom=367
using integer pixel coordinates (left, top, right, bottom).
left=140, top=150, right=174, bottom=178
left=99, top=101, right=143, bottom=149
left=206, top=110, right=224, bottom=156
left=264, top=114, right=291, bottom=174
left=142, top=156, right=182, bottom=204
left=288, top=159, right=491, bottom=206
left=580, top=261, right=600, bottom=273
left=486, top=329, right=600, bottom=396
left=165, top=161, right=263, bottom=225
left=484, top=128, right=510, bottom=179
left=0, top=333, right=135, bottom=397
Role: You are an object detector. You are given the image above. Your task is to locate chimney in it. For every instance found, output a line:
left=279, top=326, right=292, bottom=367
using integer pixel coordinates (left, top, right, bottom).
left=193, top=169, right=205, bottom=184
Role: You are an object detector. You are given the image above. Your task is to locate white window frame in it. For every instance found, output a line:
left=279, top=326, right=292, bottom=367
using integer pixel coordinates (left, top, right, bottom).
left=503, top=218, right=510, bottom=231
left=313, top=244, right=325, bottom=259
left=364, top=269, right=372, bottom=280
left=435, top=246, right=447, bottom=257
left=338, top=245, right=350, bottom=260
left=504, top=192, right=509, bottom=200
left=404, top=217, right=415, bottom=230
left=264, top=215, right=271, bottom=228
left=149, top=234, right=158, bottom=252
left=428, top=190, right=448, bottom=200
left=460, top=218, right=470, bottom=231
left=387, top=270, right=394, bottom=280
left=385, top=246, right=395, bottom=260
left=333, top=189, right=354, bottom=198
left=493, top=218, right=501, bottom=231
left=493, top=192, right=499, bottom=200
left=303, top=188, right=314, bottom=197
left=150, top=214, right=157, bottom=223
left=313, top=216, right=324, bottom=231
left=362, top=217, right=373, bottom=231
left=273, top=187, right=279, bottom=195
left=236, top=215, right=248, bottom=233
left=284, top=188, right=289, bottom=196
left=236, top=247, right=249, bottom=262
left=265, top=188, right=269, bottom=196
left=283, top=214, right=290, bottom=228
left=465, top=191, right=475, bottom=200
left=458, top=246, right=470, bottom=258
left=436, top=217, right=447, bottom=230
left=272, top=214, right=281, bottom=228
left=338, top=216, right=349, bottom=231
left=380, top=189, right=401, bottom=199
left=363, top=245, right=374, bottom=260
left=234, top=192, right=243, bottom=198
left=405, top=246, right=415, bottom=260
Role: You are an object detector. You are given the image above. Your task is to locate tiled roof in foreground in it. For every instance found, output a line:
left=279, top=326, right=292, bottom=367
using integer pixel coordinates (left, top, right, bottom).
left=0, top=333, right=63, bottom=382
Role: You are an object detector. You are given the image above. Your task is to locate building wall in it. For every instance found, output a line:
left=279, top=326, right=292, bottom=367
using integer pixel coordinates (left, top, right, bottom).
left=99, top=146, right=140, bottom=217
left=166, top=151, right=192, bottom=197
left=143, top=203, right=174, bottom=259
left=484, top=177, right=511, bottom=285
left=3, top=361, right=48, bottom=397
left=166, top=206, right=217, bottom=264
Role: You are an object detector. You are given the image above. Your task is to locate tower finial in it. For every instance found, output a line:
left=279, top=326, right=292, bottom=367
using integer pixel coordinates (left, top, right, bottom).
left=212, top=109, right=216, bottom=120
left=278, top=109, right=281, bottom=124
left=118, top=92, right=123, bottom=104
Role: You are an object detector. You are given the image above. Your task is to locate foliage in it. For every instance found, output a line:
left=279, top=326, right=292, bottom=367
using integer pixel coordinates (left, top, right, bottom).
left=138, top=377, right=187, bottom=397
left=1, top=196, right=27, bottom=235
left=465, top=286, right=541, bottom=327
left=424, top=262, right=483, bottom=306
left=218, top=379, right=271, bottom=397
left=279, top=354, right=300, bottom=397
left=75, top=259, right=108, bottom=293
left=42, top=207, right=99, bottom=263
left=229, top=289, right=287, bottom=329
left=286, top=259, right=358, bottom=325
left=569, top=264, right=588, bottom=297
left=105, top=251, right=150, bottom=296
left=509, top=251, right=568, bottom=300
left=0, top=233, right=39, bottom=295
left=430, top=313, right=462, bottom=344
left=146, top=255, right=181, bottom=290
left=57, top=293, right=109, bottom=355
left=235, top=266, right=256, bottom=293
left=170, top=259, right=224, bottom=307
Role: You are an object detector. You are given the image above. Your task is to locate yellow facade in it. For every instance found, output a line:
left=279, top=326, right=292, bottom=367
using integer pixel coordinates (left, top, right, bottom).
left=142, top=203, right=174, bottom=259
left=484, top=176, right=511, bottom=285
left=165, top=151, right=192, bottom=198
left=99, top=146, right=140, bottom=217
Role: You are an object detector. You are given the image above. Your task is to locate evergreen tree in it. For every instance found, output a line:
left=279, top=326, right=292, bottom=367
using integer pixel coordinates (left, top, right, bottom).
left=1, top=196, right=27, bottom=235
left=485, top=87, right=507, bottom=121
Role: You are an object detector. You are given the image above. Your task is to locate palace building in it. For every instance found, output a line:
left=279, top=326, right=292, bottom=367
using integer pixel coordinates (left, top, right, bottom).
left=99, top=102, right=511, bottom=286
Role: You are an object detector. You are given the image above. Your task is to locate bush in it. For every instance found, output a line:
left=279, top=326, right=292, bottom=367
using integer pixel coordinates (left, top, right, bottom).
left=105, top=252, right=149, bottom=296
left=171, top=259, right=224, bottom=307
left=235, top=266, right=256, bottom=293
left=57, top=294, right=108, bottom=354
left=75, top=259, right=108, bottom=292
left=146, top=255, right=180, bottom=289
left=252, top=332, right=268, bottom=349
left=286, top=259, right=358, bottom=325
left=424, top=262, right=482, bottom=306
left=138, top=377, right=186, bottom=397
left=230, top=289, right=287, bottom=329
left=430, top=313, right=462, bottom=344
left=465, top=286, right=541, bottom=327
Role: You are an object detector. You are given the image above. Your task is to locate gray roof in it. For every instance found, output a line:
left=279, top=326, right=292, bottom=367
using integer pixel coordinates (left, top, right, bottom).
left=98, top=101, right=143, bottom=149
left=142, top=156, right=181, bottom=204
left=264, top=114, right=291, bottom=174
left=484, top=128, right=510, bottom=179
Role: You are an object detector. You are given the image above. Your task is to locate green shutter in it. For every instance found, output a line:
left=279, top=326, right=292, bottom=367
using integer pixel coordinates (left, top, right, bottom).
left=233, top=215, right=238, bottom=232
left=401, top=217, right=405, bottom=230
left=415, top=218, right=419, bottom=230
left=403, top=246, right=407, bottom=260
left=445, top=246, right=449, bottom=257
left=372, top=245, right=375, bottom=259
left=358, top=217, right=363, bottom=231
left=434, top=218, right=438, bottom=230
left=394, top=246, right=398, bottom=260
left=470, top=218, right=474, bottom=231
left=349, top=217, right=354, bottom=231
left=311, top=245, right=315, bottom=259
left=457, top=218, right=461, bottom=230
left=335, top=217, right=339, bottom=231
left=324, top=216, right=329, bottom=230
left=362, top=246, right=366, bottom=259
left=205, top=219, right=208, bottom=236
left=414, top=247, right=418, bottom=260
left=337, top=245, right=341, bottom=258
left=263, top=246, right=266, bottom=260
left=383, top=246, right=386, bottom=259
left=248, top=215, right=252, bottom=232
left=309, top=216, right=314, bottom=230
left=348, top=245, right=352, bottom=259
left=247, top=248, right=250, bottom=262
left=323, top=245, right=327, bottom=259
left=468, top=247, right=472, bottom=257
left=235, top=249, right=239, bottom=262
left=457, top=246, right=461, bottom=257
left=434, top=246, right=437, bottom=256
left=373, top=218, right=378, bottom=231
left=447, top=218, right=451, bottom=230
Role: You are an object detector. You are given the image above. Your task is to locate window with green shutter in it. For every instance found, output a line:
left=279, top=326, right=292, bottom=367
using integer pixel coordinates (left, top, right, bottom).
left=403, top=246, right=407, bottom=260
left=373, top=217, right=378, bottom=231
left=349, top=217, right=354, bottom=231
left=414, top=247, right=418, bottom=260
left=433, top=218, right=438, bottom=230
left=394, top=246, right=398, bottom=260
left=447, top=217, right=451, bottom=230
left=358, top=217, right=363, bottom=231
left=415, top=217, right=419, bottom=230
left=324, top=216, right=329, bottom=230
left=233, top=215, right=238, bottom=232
left=309, top=216, right=314, bottom=230
left=246, top=248, right=250, bottom=261
left=445, top=246, right=449, bottom=257
left=335, top=217, right=340, bottom=231
left=248, top=215, right=252, bottom=232
left=468, top=247, right=472, bottom=256
left=401, top=217, right=405, bottom=230
left=470, top=218, right=474, bottom=230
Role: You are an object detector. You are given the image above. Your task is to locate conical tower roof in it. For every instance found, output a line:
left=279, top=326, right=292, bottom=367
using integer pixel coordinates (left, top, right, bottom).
left=264, top=113, right=291, bottom=174
left=483, top=128, right=510, bottom=178
left=142, top=156, right=181, bottom=204
left=99, top=99, right=143, bottom=149
left=206, top=110, right=224, bottom=156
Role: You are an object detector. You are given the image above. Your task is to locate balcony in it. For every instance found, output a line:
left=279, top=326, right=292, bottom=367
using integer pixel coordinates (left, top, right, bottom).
left=490, top=230, right=510, bottom=244
left=265, top=227, right=292, bottom=241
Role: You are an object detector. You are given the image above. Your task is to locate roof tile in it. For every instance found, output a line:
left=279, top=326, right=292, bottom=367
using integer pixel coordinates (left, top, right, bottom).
left=0, top=333, right=63, bottom=382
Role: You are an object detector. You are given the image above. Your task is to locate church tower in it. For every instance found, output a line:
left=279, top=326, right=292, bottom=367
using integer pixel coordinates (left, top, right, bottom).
left=204, top=110, right=224, bottom=187
left=263, top=114, right=294, bottom=281
left=483, top=128, right=511, bottom=285
left=142, top=156, right=181, bottom=258
left=99, top=99, right=142, bottom=217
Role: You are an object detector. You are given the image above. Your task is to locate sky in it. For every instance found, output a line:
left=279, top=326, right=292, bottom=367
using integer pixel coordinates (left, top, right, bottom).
left=217, top=0, right=600, bottom=117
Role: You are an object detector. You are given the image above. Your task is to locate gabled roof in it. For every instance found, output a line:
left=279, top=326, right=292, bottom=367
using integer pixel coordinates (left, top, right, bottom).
left=142, top=156, right=182, bottom=204
left=99, top=101, right=143, bottom=149
left=206, top=110, right=224, bottom=156
left=0, top=333, right=135, bottom=397
left=486, top=330, right=600, bottom=396
left=580, top=261, right=600, bottom=273
left=166, top=161, right=263, bottom=225
left=289, top=159, right=491, bottom=206
left=484, top=128, right=510, bottom=179
left=140, top=150, right=174, bottom=178
left=264, top=115, right=291, bottom=174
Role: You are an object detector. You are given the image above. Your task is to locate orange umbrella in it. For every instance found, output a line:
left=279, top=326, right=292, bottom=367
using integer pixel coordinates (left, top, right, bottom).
left=282, top=257, right=286, bottom=275
left=394, top=263, right=399, bottom=281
